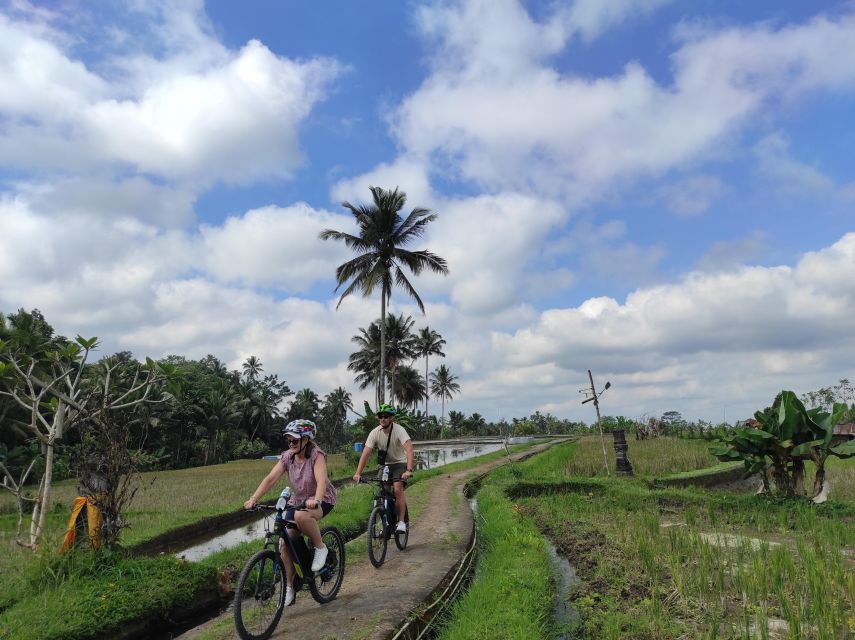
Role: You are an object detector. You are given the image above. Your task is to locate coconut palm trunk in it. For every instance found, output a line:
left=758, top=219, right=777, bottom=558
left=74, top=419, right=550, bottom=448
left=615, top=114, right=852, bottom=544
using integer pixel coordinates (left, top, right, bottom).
left=380, top=292, right=386, bottom=403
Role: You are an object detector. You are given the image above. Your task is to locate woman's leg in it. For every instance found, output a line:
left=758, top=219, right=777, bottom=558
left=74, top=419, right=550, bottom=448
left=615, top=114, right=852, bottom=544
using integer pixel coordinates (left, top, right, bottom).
left=294, top=508, right=324, bottom=548
left=280, top=533, right=296, bottom=585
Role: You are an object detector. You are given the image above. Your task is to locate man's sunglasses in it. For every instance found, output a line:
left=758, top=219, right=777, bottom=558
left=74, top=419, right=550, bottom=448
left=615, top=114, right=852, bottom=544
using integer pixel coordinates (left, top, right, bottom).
left=378, top=414, right=392, bottom=419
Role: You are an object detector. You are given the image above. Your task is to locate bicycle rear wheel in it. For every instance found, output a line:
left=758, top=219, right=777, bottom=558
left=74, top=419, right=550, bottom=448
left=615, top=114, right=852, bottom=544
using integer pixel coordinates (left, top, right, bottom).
left=234, top=549, right=286, bottom=640
left=367, top=506, right=388, bottom=568
left=394, top=505, right=409, bottom=550
left=309, top=526, right=346, bottom=604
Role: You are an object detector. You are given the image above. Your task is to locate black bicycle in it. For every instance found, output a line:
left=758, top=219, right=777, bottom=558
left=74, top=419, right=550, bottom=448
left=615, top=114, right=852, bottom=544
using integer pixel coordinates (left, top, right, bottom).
left=364, top=466, right=409, bottom=568
left=234, top=499, right=346, bottom=640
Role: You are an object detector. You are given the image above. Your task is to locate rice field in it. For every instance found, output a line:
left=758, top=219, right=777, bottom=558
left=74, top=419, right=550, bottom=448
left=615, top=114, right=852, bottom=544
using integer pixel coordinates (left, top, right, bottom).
left=440, top=440, right=855, bottom=639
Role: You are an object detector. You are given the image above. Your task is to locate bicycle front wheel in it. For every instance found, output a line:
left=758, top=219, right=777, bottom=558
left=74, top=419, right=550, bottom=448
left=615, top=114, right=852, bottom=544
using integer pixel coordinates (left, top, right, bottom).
left=234, top=549, right=286, bottom=640
left=367, top=506, right=388, bottom=568
left=309, top=526, right=346, bottom=604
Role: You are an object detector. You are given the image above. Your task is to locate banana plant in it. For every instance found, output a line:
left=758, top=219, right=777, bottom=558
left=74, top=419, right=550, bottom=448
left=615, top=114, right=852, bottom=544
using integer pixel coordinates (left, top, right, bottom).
left=710, top=391, right=854, bottom=500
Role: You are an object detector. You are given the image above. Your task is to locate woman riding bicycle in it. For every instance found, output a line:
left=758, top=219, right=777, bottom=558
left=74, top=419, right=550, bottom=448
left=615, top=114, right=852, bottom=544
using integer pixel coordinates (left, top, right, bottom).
left=244, top=419, right=336, bottom=606
left=353, top=404, right=414, bottom=533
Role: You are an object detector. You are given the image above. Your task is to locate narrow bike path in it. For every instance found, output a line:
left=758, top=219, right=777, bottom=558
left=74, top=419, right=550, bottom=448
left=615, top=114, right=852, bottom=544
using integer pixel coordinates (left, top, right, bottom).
left=180, top=440, right=562, bottom=640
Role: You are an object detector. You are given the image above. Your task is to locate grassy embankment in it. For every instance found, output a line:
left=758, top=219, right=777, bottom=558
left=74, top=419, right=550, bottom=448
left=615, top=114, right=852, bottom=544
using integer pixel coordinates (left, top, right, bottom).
left=438, top=437, right=854, bottom=639
left=0, top=443, right=535, bottom=640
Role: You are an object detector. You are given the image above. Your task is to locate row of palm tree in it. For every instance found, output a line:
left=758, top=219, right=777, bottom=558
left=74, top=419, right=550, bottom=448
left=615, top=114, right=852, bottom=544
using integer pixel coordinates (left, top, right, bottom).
left=346, top=313, right=460, bottom=424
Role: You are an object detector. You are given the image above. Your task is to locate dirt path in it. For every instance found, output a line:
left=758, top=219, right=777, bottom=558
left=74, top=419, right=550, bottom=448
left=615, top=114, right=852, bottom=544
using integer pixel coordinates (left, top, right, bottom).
left=179, top=441, right=560, bottom=640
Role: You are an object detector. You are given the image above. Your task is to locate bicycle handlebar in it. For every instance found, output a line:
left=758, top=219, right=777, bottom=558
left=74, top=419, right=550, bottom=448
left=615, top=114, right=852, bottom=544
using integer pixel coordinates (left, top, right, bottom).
left=248, top=501, right=310, bottom=512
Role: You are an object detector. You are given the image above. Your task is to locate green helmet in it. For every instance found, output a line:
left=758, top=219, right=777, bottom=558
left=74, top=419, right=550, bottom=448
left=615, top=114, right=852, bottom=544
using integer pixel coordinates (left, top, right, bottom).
left=376, top=403, right=396, bottom=417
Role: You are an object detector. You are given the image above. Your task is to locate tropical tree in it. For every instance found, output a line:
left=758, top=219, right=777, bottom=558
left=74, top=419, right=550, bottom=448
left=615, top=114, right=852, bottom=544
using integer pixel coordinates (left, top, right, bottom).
left=244, top=374, right=290, bottom=442
left=348, top=321, right=382, bottom=404
left=0, top=310, right=173, bottom=549
left=242, top=355, right=264, bottom=381
left=466, top=412, right=487, bottom=436
left=347, top=313, right=417, bottom=405
left=414, top=327, right=445, bottom=419
left=710, top=390, right=855, bottom=500
left=384, top=313, right=417, bottom=402
left=391, top=364, right=427, bottom=411
left=429, top=364, right=460, bottom=431
left=286, top=388, right=321, bottom=423
left=197, top=379, right=243, bottom=465
left=319, top=387, right=353, bottom=451
left=319, top=186, right=449, bottom=404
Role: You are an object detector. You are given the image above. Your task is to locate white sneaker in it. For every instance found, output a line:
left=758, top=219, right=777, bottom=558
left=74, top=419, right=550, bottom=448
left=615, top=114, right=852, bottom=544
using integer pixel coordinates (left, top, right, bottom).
left=396, top=521, right=407, bottom=533
left=311, top=544, right=328, bottom=572
left=284, top=584, right=295, bottom=607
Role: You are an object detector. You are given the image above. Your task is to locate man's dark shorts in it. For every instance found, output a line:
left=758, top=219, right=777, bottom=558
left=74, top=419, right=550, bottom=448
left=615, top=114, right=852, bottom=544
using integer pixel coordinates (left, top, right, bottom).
left=378, top=462, right=408, bottom=482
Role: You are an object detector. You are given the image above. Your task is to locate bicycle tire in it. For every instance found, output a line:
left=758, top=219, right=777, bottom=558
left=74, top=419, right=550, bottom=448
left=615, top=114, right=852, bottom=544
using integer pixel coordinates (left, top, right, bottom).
left=234, top=548, right=286, bottom=640
left=367, top=505, right=388, bottom=568
left=394, top=505, right=409, bottom=550
left=308, top=526, right=346, bottom=604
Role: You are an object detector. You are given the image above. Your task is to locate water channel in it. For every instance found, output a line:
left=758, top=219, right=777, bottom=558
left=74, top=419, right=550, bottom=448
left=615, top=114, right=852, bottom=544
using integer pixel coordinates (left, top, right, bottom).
left=174, top=438, right=530, bottom=561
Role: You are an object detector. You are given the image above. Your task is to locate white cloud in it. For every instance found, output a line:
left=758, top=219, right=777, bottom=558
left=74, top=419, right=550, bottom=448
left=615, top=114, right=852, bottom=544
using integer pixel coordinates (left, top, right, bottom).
left=393, top=4, right=855, bottom=201
left=753, top=133, right=837, bottom=195
left=558, top=0, right=674, bottom=42
left=0, top=14, right=342, bottom=186
left=330, top=156, right=434, bottom=209
left=200, top=203, right=355, bottom=292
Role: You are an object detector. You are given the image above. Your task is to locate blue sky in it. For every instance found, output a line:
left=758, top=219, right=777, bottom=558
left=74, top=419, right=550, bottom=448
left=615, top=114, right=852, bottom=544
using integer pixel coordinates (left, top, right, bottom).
left=1, top=0, right=853, bottom=424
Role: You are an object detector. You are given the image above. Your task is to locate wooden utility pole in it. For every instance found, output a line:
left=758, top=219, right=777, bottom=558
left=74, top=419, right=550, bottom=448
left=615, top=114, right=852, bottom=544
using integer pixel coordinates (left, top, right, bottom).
left=585, top=369, right=610, bottom=477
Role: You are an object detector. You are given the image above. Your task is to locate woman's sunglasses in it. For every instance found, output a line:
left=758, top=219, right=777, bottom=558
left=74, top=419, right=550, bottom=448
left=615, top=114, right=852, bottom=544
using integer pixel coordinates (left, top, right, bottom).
left=287, top=437, right=301, bottom=445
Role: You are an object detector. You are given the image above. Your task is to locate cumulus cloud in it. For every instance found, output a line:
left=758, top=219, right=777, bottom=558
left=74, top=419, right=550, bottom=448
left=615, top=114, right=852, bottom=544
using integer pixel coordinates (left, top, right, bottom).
left=0, top=11, right=342, bottom=186
left=394, top=4, right=855, bottom=200
left=200, top=203, right=355, bottom=292
left=480, top=233, right=855, bottom=416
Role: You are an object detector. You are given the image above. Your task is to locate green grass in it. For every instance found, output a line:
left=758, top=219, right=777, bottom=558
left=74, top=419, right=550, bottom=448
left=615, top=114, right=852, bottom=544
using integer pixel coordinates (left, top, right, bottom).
left=566, top=435, right=721, bottom=477
left=0, top=442, right=539, bottom=640
left=0, top=550, right=216, bottom=640
left=439, top=440, right=855, bottom=639
left=436, top=484, right=554, bottom=640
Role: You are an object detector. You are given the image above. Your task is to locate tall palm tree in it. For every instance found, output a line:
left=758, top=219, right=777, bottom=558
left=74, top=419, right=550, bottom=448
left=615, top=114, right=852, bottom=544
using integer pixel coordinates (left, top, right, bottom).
left=348, top=321, right=382, bottom=405
left=320, top=387, right=353, bottom=450
left=384, top=313, right=417, bottom=403
left=319, top=186, right=449, bottom=404
left=198, top=379, right=244, bottom=465
left=391, top=365, right=427, bottom=410
left=287, top=388, right=320, bottom=422
left=430, top=364, right=460, bottom=430
left=242, top=355, right=263, bottom=381
left=414, top=327, right=445, bottom=419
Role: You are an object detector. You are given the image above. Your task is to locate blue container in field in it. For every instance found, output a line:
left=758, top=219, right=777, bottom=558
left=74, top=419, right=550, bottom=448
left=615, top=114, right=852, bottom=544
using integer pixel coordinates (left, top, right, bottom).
left=353, top=442, right=364, bottom=453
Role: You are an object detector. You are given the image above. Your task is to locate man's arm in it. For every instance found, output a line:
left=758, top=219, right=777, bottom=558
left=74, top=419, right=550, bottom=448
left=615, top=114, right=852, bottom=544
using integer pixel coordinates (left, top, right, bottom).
left=402, top=439, right=414, bottom=480
left=353, top=445, right=374, bottom=482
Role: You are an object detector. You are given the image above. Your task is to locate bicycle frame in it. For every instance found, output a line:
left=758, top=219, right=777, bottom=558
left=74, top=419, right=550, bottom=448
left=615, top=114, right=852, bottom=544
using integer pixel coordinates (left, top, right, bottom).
left=260, top=507, right=316, bottom=584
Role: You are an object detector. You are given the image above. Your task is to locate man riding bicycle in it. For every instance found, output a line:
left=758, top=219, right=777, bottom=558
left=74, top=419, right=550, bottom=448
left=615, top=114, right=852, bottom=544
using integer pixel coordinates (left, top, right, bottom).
left=353, top=404, right=414, bottom=533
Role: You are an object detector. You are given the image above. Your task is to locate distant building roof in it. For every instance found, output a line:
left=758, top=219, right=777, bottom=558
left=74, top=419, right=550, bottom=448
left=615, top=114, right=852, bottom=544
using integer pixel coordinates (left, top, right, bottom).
left=833, top=422, right=855, bottom=437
